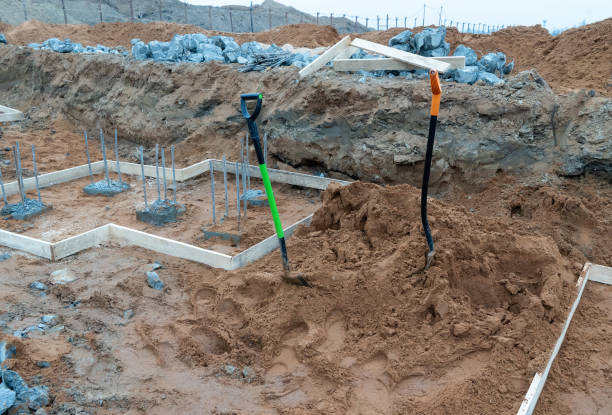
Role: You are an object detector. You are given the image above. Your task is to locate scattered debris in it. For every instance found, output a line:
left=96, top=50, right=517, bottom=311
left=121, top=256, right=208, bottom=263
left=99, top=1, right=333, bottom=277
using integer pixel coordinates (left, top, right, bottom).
left=146, top=271, right=164, bottom=290
left=1, top=370, right=49, bottom=411
left=49, top=269, right=77, bottom=285
left=0, top=253, right=10, bottom=262
left=29, top=281, right=48, bottom=291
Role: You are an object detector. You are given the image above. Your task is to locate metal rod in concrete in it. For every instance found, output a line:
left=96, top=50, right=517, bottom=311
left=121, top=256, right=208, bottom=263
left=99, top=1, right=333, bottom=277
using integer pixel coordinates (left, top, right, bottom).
left=210, top=160, right=216, bottom=224
left=235, top=162, right=240, bottom=231
left=99, top=129, right=111, bottom=186
left=0, top=165, right=8, bottom=206
left=246, top=133, right=251, bottom=191
left=84, top=130, right=94, bottom=184
left=242, top=147, right=248, bottom=219
left=161, top=147, right=168, bottom=201
left=263, top=131, right=268, bottom=165
left=139, top=146, right=148, bottom=209
left=14, top=143, right=26, bottom=204
left=171, top=145, right=177, bottom=204
left=154, top=144, right=161, bottom=201
left=223, top=155, right=228, bottom=218
left=114, top=128, right=122, bottom=183
left=31, top=145, right=41, bottom=203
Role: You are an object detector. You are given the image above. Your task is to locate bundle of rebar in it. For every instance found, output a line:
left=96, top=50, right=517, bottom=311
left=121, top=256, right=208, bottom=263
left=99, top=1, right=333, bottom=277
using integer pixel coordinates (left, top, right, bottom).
left=238, top=52, right=294, bottom=73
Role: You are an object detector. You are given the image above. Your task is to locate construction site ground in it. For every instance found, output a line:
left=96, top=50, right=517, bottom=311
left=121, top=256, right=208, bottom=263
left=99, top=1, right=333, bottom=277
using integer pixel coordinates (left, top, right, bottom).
left=0, top=19, right=611, bottom=415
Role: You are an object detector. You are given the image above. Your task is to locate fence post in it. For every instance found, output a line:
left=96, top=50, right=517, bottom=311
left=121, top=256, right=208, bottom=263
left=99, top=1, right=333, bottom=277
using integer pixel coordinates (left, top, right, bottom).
left=467, top=23, right=470, bottom=32
left=316, top=12, right=319, bottom=25
left=377, top=15, right=379, bottom=30
left=60, top=0, right=67, bottom=24
left=158, top=0, right=162, bottom=21
left=209, top=6, right=212, bottom=29
left=462, top=22, right=465, bottom=32
left=404, top=17, right=407, bottom=27
left=395, top=16, right=398, bottom=27
left=450, top=20, right=453, bottom=27
left=414, top=17, right=417, bottom=28
left=330, top=13, right=333, bottom=27
left=268, top=8, right=271, bottom=29
left=249, top=1, right=254, bottom=32
left=98, top=0, right=102, bottom=23
left=130, top=0, right=135, bottom=22
left=184, top=1, right=187, bottom=23
left=422, top=4, right=425, bottom=26
left=365, top=17, right=368, bottom=29
left=285, top=11, right=288, bottom=25
left=386, top=14, right=389, bottom=30
left=229, top=9, right=233, bottom=32
left=21, top=0, right=28, bottom=21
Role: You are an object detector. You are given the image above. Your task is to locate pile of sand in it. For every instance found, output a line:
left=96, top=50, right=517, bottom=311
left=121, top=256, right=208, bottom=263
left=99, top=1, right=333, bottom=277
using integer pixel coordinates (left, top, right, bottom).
left=1, top=20, right=339, bottom=49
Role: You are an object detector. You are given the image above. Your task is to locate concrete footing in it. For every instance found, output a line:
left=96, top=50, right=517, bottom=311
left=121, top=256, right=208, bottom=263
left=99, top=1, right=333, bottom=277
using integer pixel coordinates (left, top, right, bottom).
left=83, top=180, right=130, bottom=196
left=136, top=200, right=185, bottom=226
left=1, top=199, right=49, bottom=220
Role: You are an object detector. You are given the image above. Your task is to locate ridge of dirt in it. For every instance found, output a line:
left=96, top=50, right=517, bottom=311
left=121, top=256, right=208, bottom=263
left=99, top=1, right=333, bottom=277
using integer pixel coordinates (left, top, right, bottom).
left=0, top=20, right=340, bottom=49
left=357, top=20, right=612, bottom=94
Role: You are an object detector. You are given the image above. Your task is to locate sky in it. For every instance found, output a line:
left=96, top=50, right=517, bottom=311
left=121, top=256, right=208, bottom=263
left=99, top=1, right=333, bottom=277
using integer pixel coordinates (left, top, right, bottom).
left=183, top=0, right=612, bottom=31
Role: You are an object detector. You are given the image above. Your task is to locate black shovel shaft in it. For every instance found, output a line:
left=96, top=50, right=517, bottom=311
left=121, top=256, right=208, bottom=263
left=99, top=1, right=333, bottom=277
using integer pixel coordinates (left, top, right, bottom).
left=420, top=115, right=437, bottom=253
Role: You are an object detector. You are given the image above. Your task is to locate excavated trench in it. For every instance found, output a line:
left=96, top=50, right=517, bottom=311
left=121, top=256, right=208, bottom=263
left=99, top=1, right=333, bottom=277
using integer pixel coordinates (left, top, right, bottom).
left=0, top=45, right=611, bottom=189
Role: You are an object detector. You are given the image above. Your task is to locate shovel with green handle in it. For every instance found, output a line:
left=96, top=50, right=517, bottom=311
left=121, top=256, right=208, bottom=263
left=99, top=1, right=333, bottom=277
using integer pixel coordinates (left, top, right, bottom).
left=240, top=93, right=310, bottom=287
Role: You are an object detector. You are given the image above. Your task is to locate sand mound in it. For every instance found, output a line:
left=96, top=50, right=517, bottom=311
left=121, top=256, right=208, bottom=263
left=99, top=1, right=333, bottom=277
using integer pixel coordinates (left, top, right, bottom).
left=1, top=20, right=339, bottom=49
left=358, top=19, right=612, bottom=94
left=173, top=181, right=579, bottom=413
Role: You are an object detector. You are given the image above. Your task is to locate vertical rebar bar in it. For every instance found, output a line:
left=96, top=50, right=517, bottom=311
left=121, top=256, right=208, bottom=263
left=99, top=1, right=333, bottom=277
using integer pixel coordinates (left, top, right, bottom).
left=245, top=134, right=250, bottom=191
left=242, top=149, right=248, bottom=219
left=0, top=165, right=8, bottom=206
left=161, top=148, right=167, bottom=201
left=31, top=145, right=41, bottom=203
left=84, top=130, right=94, bottom=184
left=155, top=144, right=161, bottom=201
left=171, top=145, right=177, bottom=204
left=263, top=132, right=268, bottom=165
left=139, top=146, right=148, bottom=209
left=100, top=129, right=110, bottom=186
left=14, top=143, right=26, bottom=204
left=223, top=155, right=228, bottom=218
left=114, top=128, right=122, bottom=183
left=235, top=162, right=240, bottom=231
left=210, top=160, right=216, bottom=224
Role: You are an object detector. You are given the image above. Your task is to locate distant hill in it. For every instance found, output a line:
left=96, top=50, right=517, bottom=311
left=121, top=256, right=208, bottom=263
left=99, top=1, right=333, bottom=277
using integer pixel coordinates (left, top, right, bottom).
left=0, top=0, right=368, bottom=34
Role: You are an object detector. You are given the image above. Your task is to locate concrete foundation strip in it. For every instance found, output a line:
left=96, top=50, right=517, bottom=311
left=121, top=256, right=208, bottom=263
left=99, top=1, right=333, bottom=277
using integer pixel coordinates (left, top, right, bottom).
left=0, top=105, right=24, bottom=122
left=517, top=262, right=612, bottom=414
left=0, top=159, right=348, bottom=270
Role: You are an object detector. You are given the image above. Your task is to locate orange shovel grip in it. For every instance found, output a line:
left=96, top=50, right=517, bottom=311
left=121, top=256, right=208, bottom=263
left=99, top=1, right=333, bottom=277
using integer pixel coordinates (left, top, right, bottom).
left=429, top=70, right=441, bottom=117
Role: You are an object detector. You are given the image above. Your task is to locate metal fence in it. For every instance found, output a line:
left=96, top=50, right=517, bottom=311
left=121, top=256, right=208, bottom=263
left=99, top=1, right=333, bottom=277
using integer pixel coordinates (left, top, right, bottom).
left=13, top=1, right=510, bottom=35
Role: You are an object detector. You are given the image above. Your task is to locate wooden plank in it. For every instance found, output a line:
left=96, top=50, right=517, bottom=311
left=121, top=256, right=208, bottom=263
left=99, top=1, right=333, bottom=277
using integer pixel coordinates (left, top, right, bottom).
left=180, top=159, right=210, bottom=181
left=51, top=225, right=110, bottom=260
left=108, top=224, right=233, bottom=270
left=334, top=46, right=359, bottom=60
left=0, top=229, right=52, bottom=259
left=588, top=263, right=612, bottom=285
left=230, top=214, right=313, bottom=270
left=334, top=56, right=465, bottom=72
left=211, top=160, right=350, bottom=190
left=350, top=38, right=452, bottom=73
left=0, top=105, right=24, bottom=122
left=517, top=267, right=591, bottom=415
left=298, top=36, right=351, bottom=79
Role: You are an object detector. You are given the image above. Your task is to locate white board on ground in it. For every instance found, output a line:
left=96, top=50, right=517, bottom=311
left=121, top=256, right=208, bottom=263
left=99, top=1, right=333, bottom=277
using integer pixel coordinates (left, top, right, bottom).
left=51, top=225, right=110, bottom=260
left=298, top=36, right=351, bottom=79
left=350, top=38, right=452, bottom=73
left=588, top=263, right=612, bottom=285
left=0, top=105, right=24, bottom=122
left=0, top=229, right=52, bottom=259
left=334, top=56, right=465, bottom=72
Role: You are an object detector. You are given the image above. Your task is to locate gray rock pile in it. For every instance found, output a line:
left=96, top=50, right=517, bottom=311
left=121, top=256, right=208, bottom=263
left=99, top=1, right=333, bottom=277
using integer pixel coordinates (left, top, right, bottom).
left=382, top=27, right=514, bottom=85
left=27, top=38, right=127, bottom=56
left=131, top=33, right=317, bottom=68
left=0, top=369, right=49, bottom=413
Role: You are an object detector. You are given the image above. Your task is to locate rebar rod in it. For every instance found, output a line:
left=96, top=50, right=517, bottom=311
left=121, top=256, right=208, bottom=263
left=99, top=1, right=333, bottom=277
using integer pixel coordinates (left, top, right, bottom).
left=139, top=146, right=148, bottom=209
left=84, top=130, right=94, bottom=184
left=0, top=165, right=8, bottom=206
left=235, top=162, right=240, bottom=231
left=210, top=160, right=216, bottom=224
left=246, top=134, right=251, bottom=191
left=31, top=145, right=41, bottom=202
left=161, top=148, right=168, bottom=201
left=171, top=145, right=177, bottom=204
left=242, top=147, right=248, bottom=219
left=223, top=155, right=228, bottom=218
left=154, top=144, right=161, bottom=201
left=114, top=128, right=122, bottom=182
left=100, top=129, right=110, bottom=186
left=14, top=143, right=26, bottom=204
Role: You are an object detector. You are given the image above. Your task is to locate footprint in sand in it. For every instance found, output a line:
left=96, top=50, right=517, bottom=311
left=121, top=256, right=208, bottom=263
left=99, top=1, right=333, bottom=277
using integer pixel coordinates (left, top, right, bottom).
left=318, top=309, right=347, bottom=356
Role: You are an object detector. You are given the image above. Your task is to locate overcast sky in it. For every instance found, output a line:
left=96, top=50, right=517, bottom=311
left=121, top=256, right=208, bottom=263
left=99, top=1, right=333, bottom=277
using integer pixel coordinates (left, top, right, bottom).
left=183, top=0, right=611, bottom=31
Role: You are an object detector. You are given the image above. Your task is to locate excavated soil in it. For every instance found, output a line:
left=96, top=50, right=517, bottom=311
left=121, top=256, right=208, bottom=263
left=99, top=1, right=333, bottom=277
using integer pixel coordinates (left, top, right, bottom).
left=2, top=19, right=611, bottom=93
left=2, top=178, right=610, bottom=414
left=0, top=20, right=339, bottom=49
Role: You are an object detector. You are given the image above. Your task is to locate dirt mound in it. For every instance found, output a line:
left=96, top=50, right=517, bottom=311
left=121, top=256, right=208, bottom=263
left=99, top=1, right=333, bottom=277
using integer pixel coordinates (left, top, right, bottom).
left=2, top=20, right=339, bottom=49
left=172, top=181, right=579, bottom=413
left=357, top=20, right=612, bottom=94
